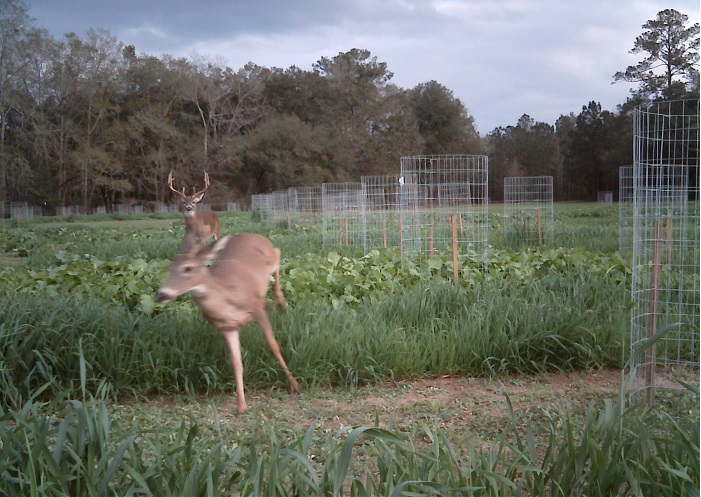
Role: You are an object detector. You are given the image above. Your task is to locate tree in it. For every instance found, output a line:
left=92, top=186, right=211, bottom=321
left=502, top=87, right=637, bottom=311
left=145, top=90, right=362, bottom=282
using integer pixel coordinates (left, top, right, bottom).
left=614, top=9, right=700, bottom=100
left=562, top=101, right=630, bottom=200
left=312, top=49, right=396, bottom=177
left=483, top=114, right=558, bottom=201
left=0, top=0, right=36, bottom=201
left=55, top=29, right=127, bottom=209
left=410, top=81, right=480, bottom=155
left=239, top=114, right=339, bottom=195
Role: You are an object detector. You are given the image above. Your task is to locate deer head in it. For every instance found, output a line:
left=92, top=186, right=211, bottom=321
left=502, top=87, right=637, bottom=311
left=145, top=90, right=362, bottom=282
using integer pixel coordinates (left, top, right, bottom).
left=167, top=169, right=220, bottom=243
left=156, top=236, right=228, bottom=303
left=168, top=169, right=211, bottom=217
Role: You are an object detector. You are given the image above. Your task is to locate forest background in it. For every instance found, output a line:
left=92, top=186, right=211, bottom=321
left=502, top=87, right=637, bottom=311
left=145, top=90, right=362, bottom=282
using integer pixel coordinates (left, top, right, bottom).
left=0, top=2, right=698, bottom=212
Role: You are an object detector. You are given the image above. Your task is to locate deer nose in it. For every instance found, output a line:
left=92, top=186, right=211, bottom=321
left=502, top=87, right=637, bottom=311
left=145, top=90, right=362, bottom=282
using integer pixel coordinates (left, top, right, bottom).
left=156, top=291, right=171, bottom=303
left=185, top=205, right=193, bottom=211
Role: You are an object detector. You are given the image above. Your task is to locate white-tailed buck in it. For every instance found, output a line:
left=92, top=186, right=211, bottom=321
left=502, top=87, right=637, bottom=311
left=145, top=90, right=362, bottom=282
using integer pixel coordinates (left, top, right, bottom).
left=168, top=170, right=220, bottom=244
left=156, top=233, right=300, bottom=412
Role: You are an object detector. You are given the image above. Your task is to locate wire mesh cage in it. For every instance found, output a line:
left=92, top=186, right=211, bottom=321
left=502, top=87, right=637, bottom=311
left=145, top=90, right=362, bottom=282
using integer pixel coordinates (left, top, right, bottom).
left=619, top=165, right=634, bottom=253
left=399, top=155, right=489, bottom=267
left=322, top=183, right=365, bottom=251
left=269, top=190, right=291, bottom=228
left=251, top=193, right=272, bottom=223
left=629, top=99, right=700, bottom=407
left=597, top=191, right=614, bottom=204
left=10, top=202, right=30, bottom=222
left=288, top=186, right=322, bottom=231
left=503, top=176, right=554, bottom=247
left=360, top=175, right=401, bottom=251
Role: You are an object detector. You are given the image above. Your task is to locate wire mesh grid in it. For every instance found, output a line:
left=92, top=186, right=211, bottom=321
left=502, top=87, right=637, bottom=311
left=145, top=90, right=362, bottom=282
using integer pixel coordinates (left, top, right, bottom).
left=360, top=175, right=401, bottom=251
left=503, top=176, right=554, bottom=247
left=597, top=191, right=614, bottom=203
left=10, top=202, right=31, bottom=221
left=321, top=183, right=366, bottom=251
left=269, top=190, right=291, bottom=228
left=619, top=165, right=634, bottom=253
left=629, top=99, right=700, bottom=406
left=251, top=193, right=272, bottom=223
left=399, top=155, right=489, bottom=267
left=288, top=186, right=322, bottom=230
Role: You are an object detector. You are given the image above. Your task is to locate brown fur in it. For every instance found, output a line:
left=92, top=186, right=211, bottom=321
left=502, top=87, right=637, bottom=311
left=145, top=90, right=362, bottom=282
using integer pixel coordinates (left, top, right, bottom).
left=156, top=233, right=299, bottom=412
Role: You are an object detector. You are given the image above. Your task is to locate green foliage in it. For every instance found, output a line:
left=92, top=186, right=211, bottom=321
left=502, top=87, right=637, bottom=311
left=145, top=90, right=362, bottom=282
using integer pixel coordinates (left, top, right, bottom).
left=0, top=204, right=697, bottom=496
left=0, top=241, right=630, bottom=314
left=0, top=252, right=170, bottom=314
left=613, top=8, right=700, bottom=100
left=1, top=383, right=697, bottom=496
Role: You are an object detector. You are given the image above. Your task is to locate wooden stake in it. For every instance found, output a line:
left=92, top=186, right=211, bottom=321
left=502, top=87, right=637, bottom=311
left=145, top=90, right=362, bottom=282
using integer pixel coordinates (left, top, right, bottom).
left=338, top=212, right=343, bottom=246
left=646, top=219, right=663, bottom=408
left=451, top=215, right=458, bottom=283
left=382, top=213, right=387, bottom=248
left=428, top=214, right=434, bottom=258
left=666, top=208, right=672, bottom=267
left=398, top=214, right=403, bottom=256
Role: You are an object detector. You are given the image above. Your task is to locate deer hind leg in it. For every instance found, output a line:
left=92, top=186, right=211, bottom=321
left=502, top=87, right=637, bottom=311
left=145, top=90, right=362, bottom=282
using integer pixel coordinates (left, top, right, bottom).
left=221, top=330, right=248, bottom=412
left=273, top=249, right=286, bottom=311
left=254, top=309, right=299, bottom=395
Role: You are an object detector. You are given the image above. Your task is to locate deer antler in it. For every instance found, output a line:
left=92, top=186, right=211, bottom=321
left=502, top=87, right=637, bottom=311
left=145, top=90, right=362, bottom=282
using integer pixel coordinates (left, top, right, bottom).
left=167, top=170, right=187, bottom=199
left=191, top=171, right=211, bottom=199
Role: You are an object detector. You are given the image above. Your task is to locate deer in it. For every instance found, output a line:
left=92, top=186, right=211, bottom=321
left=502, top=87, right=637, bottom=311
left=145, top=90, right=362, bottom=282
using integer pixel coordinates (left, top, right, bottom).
left=156, top=233, right=300, bottom=412
left=167, top=169, right=220, bottom=245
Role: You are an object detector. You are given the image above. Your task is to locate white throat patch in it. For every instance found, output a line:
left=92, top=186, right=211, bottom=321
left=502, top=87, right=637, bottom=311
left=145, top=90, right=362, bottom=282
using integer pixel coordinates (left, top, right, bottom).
left=190, top=284, right=207, bottom=297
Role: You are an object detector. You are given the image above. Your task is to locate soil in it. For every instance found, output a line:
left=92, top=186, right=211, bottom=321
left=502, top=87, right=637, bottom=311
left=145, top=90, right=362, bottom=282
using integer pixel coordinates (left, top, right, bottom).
left=206, top=368, right=626, bottom=439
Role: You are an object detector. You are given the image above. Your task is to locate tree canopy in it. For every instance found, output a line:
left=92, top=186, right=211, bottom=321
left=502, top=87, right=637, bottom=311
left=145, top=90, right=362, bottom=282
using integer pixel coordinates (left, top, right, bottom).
left=614, top=8, right=700, bottom=100
left=0, top=2, right=697, bottom=210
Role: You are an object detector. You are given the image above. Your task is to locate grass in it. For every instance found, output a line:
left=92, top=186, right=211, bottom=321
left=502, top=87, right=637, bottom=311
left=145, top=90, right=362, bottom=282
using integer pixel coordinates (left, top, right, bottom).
left=0, top=273, right=629, bottom=407
left=0, top=202, right=698, bottom=496
left=1, top=369, right=697, bottom=496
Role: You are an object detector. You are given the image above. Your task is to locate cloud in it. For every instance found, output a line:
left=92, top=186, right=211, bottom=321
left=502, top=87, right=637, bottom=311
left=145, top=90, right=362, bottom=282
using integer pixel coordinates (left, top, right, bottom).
left=27, top=0, right=700, bottom=133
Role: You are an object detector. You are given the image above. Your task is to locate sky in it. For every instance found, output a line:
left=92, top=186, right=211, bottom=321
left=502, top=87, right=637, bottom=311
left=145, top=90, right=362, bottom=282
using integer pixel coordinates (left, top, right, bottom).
left=26, top=0, right=700, bottom=135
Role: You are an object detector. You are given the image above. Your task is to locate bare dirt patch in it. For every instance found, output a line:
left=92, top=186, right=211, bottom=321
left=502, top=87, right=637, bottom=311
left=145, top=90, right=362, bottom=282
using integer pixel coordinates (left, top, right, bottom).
left=110, top=368, right=626, bottom=454
left=204, top=368, right=624, bottom=441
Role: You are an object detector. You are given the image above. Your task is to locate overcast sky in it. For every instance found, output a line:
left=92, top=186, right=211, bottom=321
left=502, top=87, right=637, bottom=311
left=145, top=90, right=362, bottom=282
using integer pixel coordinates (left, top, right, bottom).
left=26, top=0, right=700, bottom=134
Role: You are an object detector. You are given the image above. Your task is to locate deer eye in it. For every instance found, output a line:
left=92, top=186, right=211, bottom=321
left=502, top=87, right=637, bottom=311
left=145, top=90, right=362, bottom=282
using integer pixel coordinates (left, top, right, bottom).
left=183, top=265, right=193, bottom=273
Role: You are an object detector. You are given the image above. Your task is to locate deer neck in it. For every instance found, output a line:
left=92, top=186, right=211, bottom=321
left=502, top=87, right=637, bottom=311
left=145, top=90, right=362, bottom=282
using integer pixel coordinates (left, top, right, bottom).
left=184, top=211, right=203, bottom=230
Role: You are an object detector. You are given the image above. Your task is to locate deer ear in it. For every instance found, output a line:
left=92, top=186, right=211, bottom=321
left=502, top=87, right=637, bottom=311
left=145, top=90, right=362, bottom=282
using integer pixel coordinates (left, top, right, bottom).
left=211, top=236, right=230, bottom=253
left=199, top=235, right=229, bottom=261
left=193, top=192, right=205, bottom=203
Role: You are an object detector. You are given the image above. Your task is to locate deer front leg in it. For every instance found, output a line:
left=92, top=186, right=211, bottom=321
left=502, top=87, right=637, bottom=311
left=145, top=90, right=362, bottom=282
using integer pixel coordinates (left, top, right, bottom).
left=221, top=330, right=248, bottom=412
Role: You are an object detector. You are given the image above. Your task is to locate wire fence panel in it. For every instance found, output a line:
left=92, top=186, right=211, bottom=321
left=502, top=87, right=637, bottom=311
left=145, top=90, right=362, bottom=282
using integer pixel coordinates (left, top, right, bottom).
left=322, top=183, right=365, bottom=251
left=629, top=99, right=700, bottom=407
left=503, top=176, right=554, bottom=248
left=399, top=155, right=489, bottom=268
left=269, top=190, right=290, bottom=228
left=619, top=165, right=634, bottom=253
left=361, top=175, right=401, bottom=252
left=251, top=193, right=272, bottom=223
left=289, top=186, right=322, bottom=231
left=597, top=191, right=613, bottom=203
left=10, top=202, right=30, bottom=222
